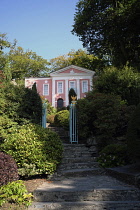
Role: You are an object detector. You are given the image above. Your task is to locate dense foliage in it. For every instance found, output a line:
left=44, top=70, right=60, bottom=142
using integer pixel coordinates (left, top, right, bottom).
left=72, top=0, right=140, bottom=68
left=94, top=65, right=140, bottom=106
left=0, top=124, right=63, bottom=177
left=97, top=144, right=130, bottom=168
left=0, top=83, right=42, bottom=129
left=127, top=103, right=140, bottom=160
left=0, top=152, right=19, bottom=186
left=77, top=91, right=135, bottom=149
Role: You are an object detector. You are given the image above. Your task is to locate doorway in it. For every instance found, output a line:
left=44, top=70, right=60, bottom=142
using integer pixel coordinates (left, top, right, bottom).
left=57, top=98, right=63, bottom=109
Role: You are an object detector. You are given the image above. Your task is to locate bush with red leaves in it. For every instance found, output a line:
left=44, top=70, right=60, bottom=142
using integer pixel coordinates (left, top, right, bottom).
left=0, top=152, right=19, bottom=186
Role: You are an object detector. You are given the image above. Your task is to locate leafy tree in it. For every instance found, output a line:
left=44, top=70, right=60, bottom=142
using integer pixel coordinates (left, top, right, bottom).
left=49, top=49, right=105, bottom=71
left=0, top=33, right=11, bottom=51
left=2, top=60, right=12, bottom=82
left=72, top=0, right=140, bottom=68
left=8, top=46, right=49, bottom=79
left=0, top=33, right=11, bottom=71
left=94, top=65, right=140, bottom=105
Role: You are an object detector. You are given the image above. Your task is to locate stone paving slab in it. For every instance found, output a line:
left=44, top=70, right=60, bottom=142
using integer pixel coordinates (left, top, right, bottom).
left=29, top=200, right=140, bottom=210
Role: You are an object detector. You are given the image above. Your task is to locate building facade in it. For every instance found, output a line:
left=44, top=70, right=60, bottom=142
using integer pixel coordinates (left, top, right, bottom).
left=25, top=65, right=95, bottom=108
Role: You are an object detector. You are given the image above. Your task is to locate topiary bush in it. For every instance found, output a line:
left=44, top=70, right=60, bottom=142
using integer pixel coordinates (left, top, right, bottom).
left=97, top=144, right=130, bottom=168
left=0, top=152, right=19, bottom=186
left=127, top=103, right=140, bottom=161
left=54, top=110, right=69, bottom=130
left=0, top=123, right=63, bottom=177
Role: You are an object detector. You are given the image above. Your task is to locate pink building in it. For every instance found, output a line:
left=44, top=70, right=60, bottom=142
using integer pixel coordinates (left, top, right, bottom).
left=25, top=65, right=95, bottom=108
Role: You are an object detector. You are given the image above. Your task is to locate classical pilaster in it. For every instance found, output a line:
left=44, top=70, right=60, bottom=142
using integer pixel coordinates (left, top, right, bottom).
left=77, top=79, right=80, bottom=99
left=52, top=78, right=55, bottom=107
left=65, top=79, right=69, bottom=106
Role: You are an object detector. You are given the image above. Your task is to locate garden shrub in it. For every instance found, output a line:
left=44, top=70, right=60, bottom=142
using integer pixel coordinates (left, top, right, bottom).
left=54, top=110, right=69, bottom=130
left=127, top=103, right=140, bottom=160
left=0, top=152, right=19, bottom=186
left=0, top=123, right=63, bottom=177
left=47, top=114, right=55, bottom=124
left=77, top=91, right=135, bottom=149
left=97, top=144, right=130, bottom=168
left=0, top=180, right=33, bottom=207
left=0, top=115, right=18, bottom=143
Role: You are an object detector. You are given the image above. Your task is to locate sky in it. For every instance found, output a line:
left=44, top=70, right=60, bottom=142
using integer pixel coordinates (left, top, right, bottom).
left=1, top=0, right=84, bottom=61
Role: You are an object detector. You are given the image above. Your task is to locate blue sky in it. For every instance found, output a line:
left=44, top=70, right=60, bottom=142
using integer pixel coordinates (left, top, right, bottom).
left=1, top=0, right=84, bottom=60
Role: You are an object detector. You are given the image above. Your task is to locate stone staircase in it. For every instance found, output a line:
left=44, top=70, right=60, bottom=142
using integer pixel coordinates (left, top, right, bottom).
left=54, top=143, right=102, bottom=178
left=28, top=128, right=140, bottom=210
left=47, top=125, right=70, bottom=143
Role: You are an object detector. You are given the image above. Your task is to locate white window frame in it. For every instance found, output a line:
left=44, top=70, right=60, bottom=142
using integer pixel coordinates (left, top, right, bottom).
left=57, top=81, right=63, bottom=94
left=43, top=84, right=49, bottom=95
left=82, top=80, right=88, bottom=93
left=69, top=81, right=76, bottom=91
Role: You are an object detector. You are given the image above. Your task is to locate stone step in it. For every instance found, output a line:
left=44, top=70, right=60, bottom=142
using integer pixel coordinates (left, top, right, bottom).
left=58, top=162, right=99, bottom=170
left=63, top=143, right=88, bottom=147
left=57, top=168, right=106, bottom=177
left=63, top=144, right=96, bottom=153
left=28, top=200, right=140, bottom=210
left=48, top=127, right=69, bottom=136
left=61, top=156, right=97, bottom=164
left=34, top=188, right=140, bottom=203
left=63, top=153, right=94, bottom=159
left=33, top=175, right=140, bottom=202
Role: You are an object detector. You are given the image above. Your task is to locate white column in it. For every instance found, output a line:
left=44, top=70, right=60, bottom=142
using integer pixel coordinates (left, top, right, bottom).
left=52, top=78, right=55, bottom=107
left=77, top=79, right=80, bottom=99
left=65, top=79, right=69, bottom=106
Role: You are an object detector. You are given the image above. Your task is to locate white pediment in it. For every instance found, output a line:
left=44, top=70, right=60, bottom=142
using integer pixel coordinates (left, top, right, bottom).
left=50, top=65, right=95, bottom=77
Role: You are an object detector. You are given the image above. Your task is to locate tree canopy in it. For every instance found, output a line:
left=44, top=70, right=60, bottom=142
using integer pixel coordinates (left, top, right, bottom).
left=72, top=0, right=140, bottom=68
left=8, top=46, right=49, bottom=79
left=94, top=65, right=140, bottom=105
left=0, top=33, right=50, bottom=80
left=50, top=49, right=105, bottom=71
